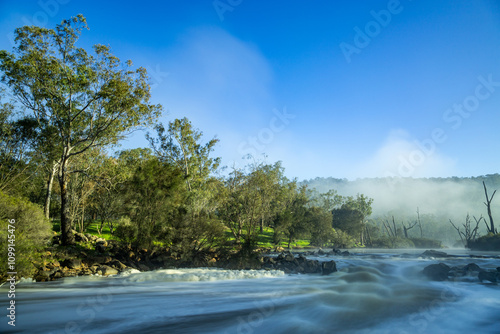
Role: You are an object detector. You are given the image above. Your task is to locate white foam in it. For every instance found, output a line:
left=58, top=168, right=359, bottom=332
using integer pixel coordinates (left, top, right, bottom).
left=122, top=268, right=285, bottom=283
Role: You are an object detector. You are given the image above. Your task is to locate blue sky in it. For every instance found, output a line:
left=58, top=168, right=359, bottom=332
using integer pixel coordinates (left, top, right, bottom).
left=1, top=0, right=500, bottom=180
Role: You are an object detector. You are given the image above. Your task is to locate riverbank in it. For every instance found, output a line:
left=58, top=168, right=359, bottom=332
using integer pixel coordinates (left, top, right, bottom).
left=11, top=231, right=500, bottom=286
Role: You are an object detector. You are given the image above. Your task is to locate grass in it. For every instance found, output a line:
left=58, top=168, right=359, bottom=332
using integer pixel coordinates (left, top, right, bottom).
left=51, top=219, right=115, bottom=241
left=52, top=220, right=312, bottom=249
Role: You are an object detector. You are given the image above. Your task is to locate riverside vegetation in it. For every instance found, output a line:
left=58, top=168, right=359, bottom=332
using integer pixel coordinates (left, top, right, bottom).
left=1, top=15, right=500, bottom=284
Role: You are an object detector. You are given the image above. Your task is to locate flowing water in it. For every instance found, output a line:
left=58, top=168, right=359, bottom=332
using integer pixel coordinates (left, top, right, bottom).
left=1, top=249, right=500, bottom=333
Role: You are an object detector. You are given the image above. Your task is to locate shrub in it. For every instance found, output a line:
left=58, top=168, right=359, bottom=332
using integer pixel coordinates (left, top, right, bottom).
left=0, top=191, right=52, bottom=280
left=114, top=216, right=138, bottom=246
left=468, top=233, right=500, bottom=251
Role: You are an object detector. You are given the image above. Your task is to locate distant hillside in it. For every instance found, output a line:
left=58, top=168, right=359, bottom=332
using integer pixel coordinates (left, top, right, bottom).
left=301, top=174, right=500, bottom=222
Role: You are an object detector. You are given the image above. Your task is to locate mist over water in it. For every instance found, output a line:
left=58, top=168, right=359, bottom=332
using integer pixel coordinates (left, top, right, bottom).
left=303, top=175, right=500, bottom=243
left=2, top=250, right=499, bottom=334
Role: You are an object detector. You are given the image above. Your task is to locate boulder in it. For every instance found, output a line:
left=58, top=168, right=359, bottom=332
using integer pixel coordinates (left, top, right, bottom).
left=321, top=260, right=337, bottom=275
left=463, top=263, right=482, bottom=273
left=421, top=250, right=448, bottom=258
left=423, top=263, right=450, bottom=281
left=95, top=239, right=108, bottom=253
left=98, top=265, right=118, bottom=276
left=302, top=259, right=321, bottom=274
left=317, top=248, right=326, bottom=255
left=137, top=263, right=150, bottom=272
left=478, top=271, right=499, bottom=283
left=61, top=258, right=82, bottom=270
left=74, top=232, right=89, bottom=243
left=109, top=260, right=127, bottom=270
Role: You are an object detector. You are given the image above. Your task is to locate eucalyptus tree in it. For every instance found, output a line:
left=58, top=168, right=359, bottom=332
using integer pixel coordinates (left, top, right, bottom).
left=0, top=15, right=161, bottom=244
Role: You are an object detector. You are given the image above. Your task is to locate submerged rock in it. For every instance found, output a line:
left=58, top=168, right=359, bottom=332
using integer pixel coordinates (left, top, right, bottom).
left=478, top=270, right=500, bottom=283
left=423, top=263, right=450, bottom=281
left=321, top=261, right=337, bottom=275
left=421, top=250, right=448, bottom=258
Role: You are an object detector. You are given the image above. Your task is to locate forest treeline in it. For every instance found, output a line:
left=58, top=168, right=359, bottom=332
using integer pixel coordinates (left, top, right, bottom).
left=1, top=16, right=499, bottom=279
left=0, top=16, right=377, bottom=275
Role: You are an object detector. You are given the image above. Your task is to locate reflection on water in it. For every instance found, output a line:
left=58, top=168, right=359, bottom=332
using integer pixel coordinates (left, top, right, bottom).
left=1, top=250, right=499, bottom=333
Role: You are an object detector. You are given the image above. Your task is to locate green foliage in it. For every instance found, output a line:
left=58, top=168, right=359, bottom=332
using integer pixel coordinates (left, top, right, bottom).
left=468, top=233, right=500, bottom=251
left=124, top=157, right=184, bottom=249
left=332, top=206, right=364, bottom=236
left=114, top=217, right=137, bottom=246
left=306, top=206, right=333, bottom=246
left=0, top=15, right=162, bottom=245
left=0, top=191, right=52, bottom=279
left=330, top=228, right=356, bottom=248
left=408, top=237, right=442, bottom=249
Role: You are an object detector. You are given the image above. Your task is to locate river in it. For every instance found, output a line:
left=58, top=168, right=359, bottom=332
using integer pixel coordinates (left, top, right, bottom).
left=1, top=249, right=499, bottom=333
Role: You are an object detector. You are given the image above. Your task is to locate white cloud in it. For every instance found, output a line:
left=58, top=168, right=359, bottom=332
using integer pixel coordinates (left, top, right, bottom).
left=357, top=129, right=457, bottom=178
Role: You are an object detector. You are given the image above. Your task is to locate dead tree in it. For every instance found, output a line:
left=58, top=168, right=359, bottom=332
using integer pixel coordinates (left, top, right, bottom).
left=402, top=220, right=418, bottom=238
left=416, top=207, right=423, bottom=238
left=383, top=217, right=396, bottom=237
left=483, top=181, right=497, bottom=234
left=449, top=213, right=482, bottom=247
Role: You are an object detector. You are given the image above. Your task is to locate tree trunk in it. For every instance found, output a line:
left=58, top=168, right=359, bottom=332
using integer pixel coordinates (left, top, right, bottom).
left=43, top=162, right=58, bottom=219
left=59, top=158, right=75, bottom=245
left=260, top=216, right=264, bottom=233
left=483, top=181, right=496, bottom=234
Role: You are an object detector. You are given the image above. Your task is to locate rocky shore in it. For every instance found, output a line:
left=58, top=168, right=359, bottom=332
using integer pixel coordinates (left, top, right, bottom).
left=28, top=232, right=500, bottom=285
left=31, top=233, right=342, bottom=282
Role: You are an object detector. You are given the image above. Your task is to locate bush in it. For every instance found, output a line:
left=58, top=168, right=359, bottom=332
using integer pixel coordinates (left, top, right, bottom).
left=409, top=237, right=442, bottom=249
left=0, top=191, right=52, bottom=280
left=372, top=236, right=415, bottom=249
left=331, top=228, right=356, bottom=248
left=114, top=217, right=138, bottom=246
left=468, top=233, right=500, bottom=251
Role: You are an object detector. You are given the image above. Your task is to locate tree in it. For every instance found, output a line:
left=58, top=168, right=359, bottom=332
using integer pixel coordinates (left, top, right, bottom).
left=0, top=15, right=161, bottom=245
left=338, top=194, right=373, bottom=244
left=332, top=205, right=364, bottom=237
left=123, top=157, right=184, bottom=250
left=274, top=186, right=309, bottom=249
left=482, top=181, right=497, bottom=234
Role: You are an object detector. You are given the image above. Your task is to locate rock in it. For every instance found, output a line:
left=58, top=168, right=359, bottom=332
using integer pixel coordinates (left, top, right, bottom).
left=421, top=250, right=448, bottom=258
left=74, top=232, right=89, bottom=243
left=91, top=256, right=112, bottom=265
left=321, top=260, right=337, bottom=275
left=341, top=251, right=350, bottom=256
left=497, top=267, right=500, bottom=272
left=284, top=253, right=295, bottom=262
left=95, top=239, right=108, bottom=253
left=478, top=271, right=499, bottom=283
left=51, top=271, right=63, bottom=279
left=332, top=248, right=342, bottom=255
left=98, top=265, right=118, bottom=276
left=109, top=260, right=127, bottom=270
left=317, top=248, right=326, bottom=255
left=275, top=246, right=285, bottom=253
left=137, top=263, right=150, bottom=272
left=463, top=263, right=482, bottom=273
left=302, top=259, right=321, bottom=274
left=61, top=258, right=82, bottom=270
left=34, top=270, right=51, bottom=282
left=423, top=263, right=450, bottom=281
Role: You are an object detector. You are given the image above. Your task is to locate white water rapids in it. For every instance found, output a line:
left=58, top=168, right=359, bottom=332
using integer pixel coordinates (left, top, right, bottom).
left=1, top=249, right=499, bottom=333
